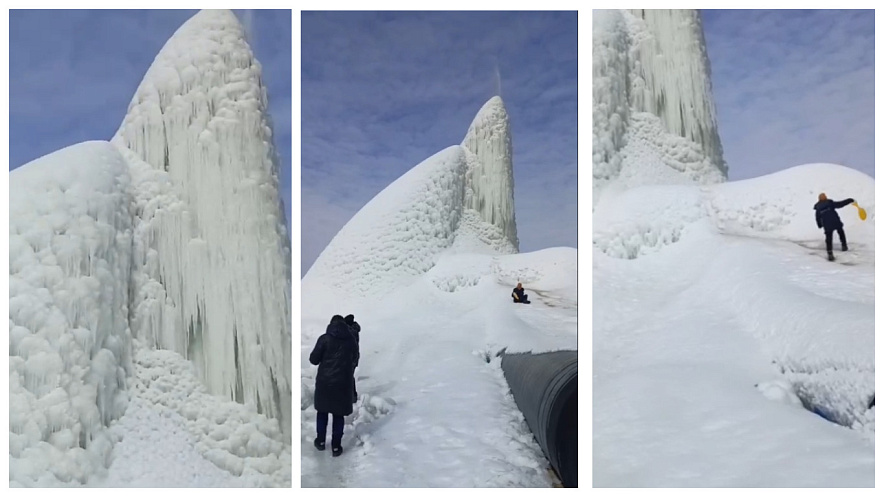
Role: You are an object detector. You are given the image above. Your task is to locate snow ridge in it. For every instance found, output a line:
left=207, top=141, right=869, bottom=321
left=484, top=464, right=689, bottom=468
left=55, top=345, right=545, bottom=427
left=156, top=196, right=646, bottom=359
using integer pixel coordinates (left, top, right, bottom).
left=113, top=9, right=292, bottom=437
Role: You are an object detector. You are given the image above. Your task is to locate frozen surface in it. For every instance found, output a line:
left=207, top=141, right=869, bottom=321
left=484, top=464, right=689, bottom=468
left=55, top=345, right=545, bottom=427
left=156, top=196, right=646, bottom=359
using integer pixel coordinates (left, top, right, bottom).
left=9, top=9, right=291, bottom=487
left=113, top=9, right=292, bottom=437
left=593, top=9, right=727, bottom=202
left=593, top=164, right=875, bottom=487
left=301, top=98, right=576, bottom=487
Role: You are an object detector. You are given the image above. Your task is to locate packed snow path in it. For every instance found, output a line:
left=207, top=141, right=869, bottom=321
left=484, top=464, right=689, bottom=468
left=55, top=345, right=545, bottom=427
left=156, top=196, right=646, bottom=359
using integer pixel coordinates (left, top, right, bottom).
left=594, top=223, right=874, bottom=487
left=301, top=251, right=578, bottom=487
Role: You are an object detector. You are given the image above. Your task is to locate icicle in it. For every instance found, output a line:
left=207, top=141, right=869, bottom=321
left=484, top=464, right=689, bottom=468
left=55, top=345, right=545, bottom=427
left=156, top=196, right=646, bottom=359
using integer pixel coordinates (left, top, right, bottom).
left=113, top=10, right=291, bottom=440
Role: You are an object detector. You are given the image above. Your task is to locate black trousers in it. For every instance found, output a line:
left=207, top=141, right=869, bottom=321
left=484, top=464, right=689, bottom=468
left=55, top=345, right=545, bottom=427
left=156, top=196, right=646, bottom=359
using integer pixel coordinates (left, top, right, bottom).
left=316, top=412, right=345, bottom=445
left=824, top=227, right=847, bottom=253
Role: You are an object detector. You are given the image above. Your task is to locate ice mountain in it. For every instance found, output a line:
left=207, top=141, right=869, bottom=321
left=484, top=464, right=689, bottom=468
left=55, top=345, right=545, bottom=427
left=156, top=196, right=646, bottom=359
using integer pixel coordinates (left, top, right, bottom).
left=9, top=10, right=291, bottom=487
left=300, top=96, right=577, bottom=487
left=593, top=9, right=727, bottom=203
left=303, top=96, right=519, bottom=300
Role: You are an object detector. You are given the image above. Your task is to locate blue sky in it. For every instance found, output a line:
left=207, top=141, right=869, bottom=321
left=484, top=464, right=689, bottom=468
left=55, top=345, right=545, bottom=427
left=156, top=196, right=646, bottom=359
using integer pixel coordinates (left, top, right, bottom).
left=701, top=9, right=874, bottom=181
left=301, top=11, right=578, bottom=276
left=8, top=9, right=292, bottom=231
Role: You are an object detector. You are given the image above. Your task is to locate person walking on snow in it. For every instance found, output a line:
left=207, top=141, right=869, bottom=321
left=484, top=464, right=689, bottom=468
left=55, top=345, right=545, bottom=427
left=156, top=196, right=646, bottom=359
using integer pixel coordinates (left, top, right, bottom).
left=309, top=315, right=359, bottom=457
left=344, top=314, right=361, bottom=404
left=814, top=193, right=855, bottom=261
left=512, top=282, right=531, bottom=304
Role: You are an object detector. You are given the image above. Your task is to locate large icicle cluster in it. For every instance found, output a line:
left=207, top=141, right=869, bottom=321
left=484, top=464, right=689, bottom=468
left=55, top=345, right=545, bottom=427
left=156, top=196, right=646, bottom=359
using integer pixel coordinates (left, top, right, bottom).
left=113, top=10, right=291, bottom=437
left=593, top=9, right=727, bottom=201
left=303, top=96, right=519, bottom=300
left=9, top=142, right=134, bottom=485
left=462, top=96, right=519, bottom=250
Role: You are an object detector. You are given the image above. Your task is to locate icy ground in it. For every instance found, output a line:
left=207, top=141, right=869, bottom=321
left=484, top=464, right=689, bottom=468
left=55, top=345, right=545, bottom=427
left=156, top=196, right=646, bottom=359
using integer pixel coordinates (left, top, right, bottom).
left=593, top=164, right=875, bottom=487
left=300, top=248, right=577, bottom=487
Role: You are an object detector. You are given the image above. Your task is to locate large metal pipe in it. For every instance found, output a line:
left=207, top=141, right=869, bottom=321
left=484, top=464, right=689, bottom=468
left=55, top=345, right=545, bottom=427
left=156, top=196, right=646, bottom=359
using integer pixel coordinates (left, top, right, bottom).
left=500, top=350, right=578, bottom=488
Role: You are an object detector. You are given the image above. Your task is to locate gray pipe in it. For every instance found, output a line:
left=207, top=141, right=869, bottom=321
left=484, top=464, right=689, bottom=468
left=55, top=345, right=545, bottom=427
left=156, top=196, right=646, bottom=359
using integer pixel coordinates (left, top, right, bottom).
left=500, top=350, right=578, bottom=488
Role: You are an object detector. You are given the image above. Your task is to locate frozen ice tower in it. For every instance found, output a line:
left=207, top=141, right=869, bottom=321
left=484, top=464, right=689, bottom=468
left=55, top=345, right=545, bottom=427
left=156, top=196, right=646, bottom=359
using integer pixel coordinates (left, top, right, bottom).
left=114, top=10, right=292, bottom=436
left=593, top=9, right=727, bottom=201
left=462, top=96, right=519, bottom=249
left=303, top=96, right=519, bottom=300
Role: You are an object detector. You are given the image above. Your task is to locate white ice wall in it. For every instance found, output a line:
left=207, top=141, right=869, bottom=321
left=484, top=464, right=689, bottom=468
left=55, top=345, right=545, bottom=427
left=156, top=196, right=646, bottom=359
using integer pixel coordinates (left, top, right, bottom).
left=113, top=9, right=291, bottom=438
left=9, top=142, right=134, bottom=485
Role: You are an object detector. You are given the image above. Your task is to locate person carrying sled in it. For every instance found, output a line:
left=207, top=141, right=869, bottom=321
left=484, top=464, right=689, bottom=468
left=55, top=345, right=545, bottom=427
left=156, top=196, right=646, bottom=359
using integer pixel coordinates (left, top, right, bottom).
left=309, top=315, right=359, bottom=457
left=814, top=193, right=855, bottom=261
left=344, top=314, right=361, bottom=404
left=512, top=282, right=531, bottom=304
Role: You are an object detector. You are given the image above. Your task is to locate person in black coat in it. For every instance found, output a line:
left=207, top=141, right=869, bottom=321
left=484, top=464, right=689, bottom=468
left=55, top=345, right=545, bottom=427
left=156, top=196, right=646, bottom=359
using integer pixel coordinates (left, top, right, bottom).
left=512, top=282, right=530, bottom=304
left=344, top=314, right=361, bottom=404
left=814, top=193, right=855, bottom=261
left=309, top=315, right=359, bottom=456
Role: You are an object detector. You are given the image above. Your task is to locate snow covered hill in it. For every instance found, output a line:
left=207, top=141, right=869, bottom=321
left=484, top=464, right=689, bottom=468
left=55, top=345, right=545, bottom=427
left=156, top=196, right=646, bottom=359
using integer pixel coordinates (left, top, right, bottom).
left=593, top=9, right=874, bottom=488
left=9, top=10, right=291, bottom=487
left=300, top=97, right=577, bottom=487
left=593, top=165, right=875, bottom=487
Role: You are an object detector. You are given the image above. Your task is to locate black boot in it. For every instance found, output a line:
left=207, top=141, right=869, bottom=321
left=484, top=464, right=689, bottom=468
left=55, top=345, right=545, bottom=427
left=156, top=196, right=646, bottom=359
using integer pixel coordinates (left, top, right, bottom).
left=332, top=444, right=343, bottom=457
left=842, top=245, right=848, bottom=252
left=827, top=252, right=835, bottom=261
left=314, top=438, right=326, bottom=451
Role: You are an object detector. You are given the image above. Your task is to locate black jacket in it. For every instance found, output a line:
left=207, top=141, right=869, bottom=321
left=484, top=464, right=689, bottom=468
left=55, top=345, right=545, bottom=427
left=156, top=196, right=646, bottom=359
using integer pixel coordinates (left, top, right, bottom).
left=512, top=287, right=526, bottom=302
left=348, top=321, right=361, bottom=368
left=309, top=316, right=359, bottom=416
left=814, top=198, right=854, bottom=231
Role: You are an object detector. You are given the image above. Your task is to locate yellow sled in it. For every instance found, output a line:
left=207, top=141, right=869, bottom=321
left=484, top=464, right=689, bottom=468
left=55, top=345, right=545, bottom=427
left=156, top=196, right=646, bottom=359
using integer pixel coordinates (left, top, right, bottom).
left=853, top=202, right=867, bottom=221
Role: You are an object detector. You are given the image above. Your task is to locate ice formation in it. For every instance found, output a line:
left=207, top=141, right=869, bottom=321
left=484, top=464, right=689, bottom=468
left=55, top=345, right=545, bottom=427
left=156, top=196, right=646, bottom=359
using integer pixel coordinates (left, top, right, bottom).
left=9, top=142, right=134, bottom=485
left=462, top=96, right=519, bottom=249
left=303, top=96, right=519, bottom=299
left=9, top=9, right=291, bottom=486
left=593, top=9, right=727, bottom=201
left=113, top=9, right=291, bottom=435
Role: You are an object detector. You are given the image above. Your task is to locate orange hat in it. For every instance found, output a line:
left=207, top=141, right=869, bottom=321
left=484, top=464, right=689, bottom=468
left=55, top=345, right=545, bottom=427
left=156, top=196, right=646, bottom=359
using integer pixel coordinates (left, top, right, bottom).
left=818, top=193, right=827, bottom=201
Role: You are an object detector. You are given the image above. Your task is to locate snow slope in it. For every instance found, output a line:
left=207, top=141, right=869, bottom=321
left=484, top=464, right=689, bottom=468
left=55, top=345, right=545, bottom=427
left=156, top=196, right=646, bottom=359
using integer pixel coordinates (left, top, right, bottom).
left=301, top=97, right=577, bottom=487
left=593, top=8, right=873, bottom=487
left=9, top=10, right=291, bottom=487
left=593, top=9, right=727, bottom=202
left=593, top=165, right=875, bottom=487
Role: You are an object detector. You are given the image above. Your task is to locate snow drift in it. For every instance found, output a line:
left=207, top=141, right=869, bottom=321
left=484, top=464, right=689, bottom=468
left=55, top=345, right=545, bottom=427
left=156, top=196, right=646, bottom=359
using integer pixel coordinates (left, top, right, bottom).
left=9, top=9, right=291, bottom=487
left=301, top=97, right=577, bottom=487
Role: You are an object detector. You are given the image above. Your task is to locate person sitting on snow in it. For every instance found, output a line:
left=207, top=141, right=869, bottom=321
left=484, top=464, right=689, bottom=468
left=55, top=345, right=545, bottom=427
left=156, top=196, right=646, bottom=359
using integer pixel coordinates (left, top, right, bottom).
left=512, top=283, right=531, bottom=304
left=814, top=193, right=855, bottom=261
left=344, top=314, right=360, bottom=404
left=309, top=314, right=359, bottom=457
